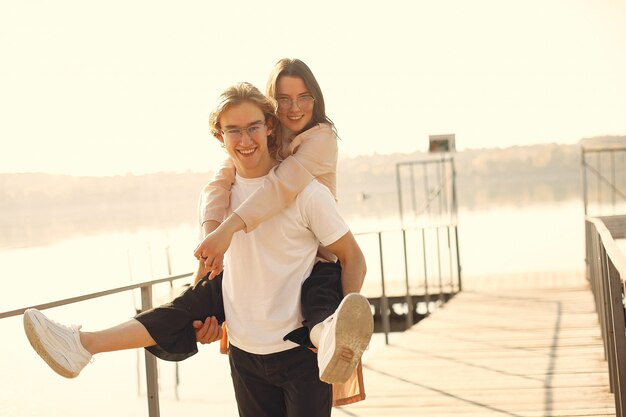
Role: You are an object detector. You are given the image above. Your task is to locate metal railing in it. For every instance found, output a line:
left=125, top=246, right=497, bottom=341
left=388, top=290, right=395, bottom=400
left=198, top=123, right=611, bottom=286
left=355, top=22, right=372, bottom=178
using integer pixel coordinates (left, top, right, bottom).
left=0, top=272, right=193, bottom=417
left=0, top=219, right=462, bottom=416
left=355, top=223, right=462, bottom=344
left=585, top=215, right=626, bottom=416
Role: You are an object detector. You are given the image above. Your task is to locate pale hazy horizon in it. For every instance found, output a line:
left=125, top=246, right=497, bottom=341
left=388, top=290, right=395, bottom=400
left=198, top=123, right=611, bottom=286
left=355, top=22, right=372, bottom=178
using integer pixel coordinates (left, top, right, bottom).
left=1, top=0, right=625, bottom=177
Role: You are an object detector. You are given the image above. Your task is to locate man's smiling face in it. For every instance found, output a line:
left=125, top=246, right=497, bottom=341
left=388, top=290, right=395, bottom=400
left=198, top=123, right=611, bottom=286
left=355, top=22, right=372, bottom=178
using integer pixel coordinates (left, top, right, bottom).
left=217, top=101, right=272, bottom=178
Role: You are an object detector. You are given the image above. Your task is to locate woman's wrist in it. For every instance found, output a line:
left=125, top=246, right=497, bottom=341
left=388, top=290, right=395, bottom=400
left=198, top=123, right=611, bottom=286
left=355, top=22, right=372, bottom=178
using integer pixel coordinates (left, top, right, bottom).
left=221, top=213, right=246, bottom=235
left=202, top=220, right=221, bottom=238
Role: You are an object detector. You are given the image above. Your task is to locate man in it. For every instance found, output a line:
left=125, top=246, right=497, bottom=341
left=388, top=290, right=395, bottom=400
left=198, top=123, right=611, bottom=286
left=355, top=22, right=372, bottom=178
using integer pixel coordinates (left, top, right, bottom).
left=205, top=83, right=371, bottom=417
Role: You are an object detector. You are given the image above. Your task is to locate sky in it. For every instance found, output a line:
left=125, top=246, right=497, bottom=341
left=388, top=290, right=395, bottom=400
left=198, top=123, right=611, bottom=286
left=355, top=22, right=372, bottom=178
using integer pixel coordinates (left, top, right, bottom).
left=1, top=0, right=625, bottom=177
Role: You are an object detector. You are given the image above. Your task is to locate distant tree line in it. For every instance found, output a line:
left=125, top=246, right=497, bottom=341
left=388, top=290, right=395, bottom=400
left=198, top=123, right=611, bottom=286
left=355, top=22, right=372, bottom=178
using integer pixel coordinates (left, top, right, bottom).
left=1, top=136, right=623, bottom=248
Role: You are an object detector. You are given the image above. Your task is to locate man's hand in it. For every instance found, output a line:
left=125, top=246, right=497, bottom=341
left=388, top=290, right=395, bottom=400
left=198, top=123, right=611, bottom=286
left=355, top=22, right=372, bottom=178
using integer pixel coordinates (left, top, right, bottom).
left=193, top=317, right=222, bottom=344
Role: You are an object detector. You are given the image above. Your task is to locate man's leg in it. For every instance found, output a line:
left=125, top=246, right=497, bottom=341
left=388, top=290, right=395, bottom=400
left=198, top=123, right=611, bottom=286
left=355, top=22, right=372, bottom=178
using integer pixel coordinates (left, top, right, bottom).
left=279, top=346, right=332, bottom=417
left=228, top=345, right=287, bottom=417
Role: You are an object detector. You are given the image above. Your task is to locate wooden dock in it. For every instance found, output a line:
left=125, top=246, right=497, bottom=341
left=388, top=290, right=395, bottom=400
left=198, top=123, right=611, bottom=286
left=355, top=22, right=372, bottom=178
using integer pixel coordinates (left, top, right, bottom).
left=338, top=273, right=616, bottom=417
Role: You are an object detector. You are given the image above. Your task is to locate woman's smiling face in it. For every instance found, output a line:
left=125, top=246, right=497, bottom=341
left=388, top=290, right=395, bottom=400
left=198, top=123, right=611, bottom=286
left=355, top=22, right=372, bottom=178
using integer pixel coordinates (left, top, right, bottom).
left=275, top=75, right=314, bottom=134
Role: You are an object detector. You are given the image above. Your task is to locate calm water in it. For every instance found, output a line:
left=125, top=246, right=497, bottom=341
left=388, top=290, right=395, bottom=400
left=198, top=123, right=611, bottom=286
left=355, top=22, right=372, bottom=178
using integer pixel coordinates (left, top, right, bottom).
left=0, top=200, right=598, bottom=416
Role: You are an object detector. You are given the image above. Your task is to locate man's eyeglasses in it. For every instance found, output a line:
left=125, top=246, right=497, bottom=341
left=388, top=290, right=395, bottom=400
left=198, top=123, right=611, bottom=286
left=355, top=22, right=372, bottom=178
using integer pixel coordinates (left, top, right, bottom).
left=221, top=122, right=267, bottom=141
left=276, top=95, right=315, bottom=113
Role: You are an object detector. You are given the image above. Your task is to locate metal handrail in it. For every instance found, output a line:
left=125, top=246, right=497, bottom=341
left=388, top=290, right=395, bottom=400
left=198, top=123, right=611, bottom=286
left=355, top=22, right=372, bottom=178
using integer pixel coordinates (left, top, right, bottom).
left=0, top=272, right=193, bottom=417
left=585, top=215, right=626, bottom=416
left=0, top=272, right=193, bottom=319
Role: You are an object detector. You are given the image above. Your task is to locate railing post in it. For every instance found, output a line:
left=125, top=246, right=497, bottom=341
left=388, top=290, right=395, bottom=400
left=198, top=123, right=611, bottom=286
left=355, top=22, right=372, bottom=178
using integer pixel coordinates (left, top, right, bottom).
left=396, top=164, right=404, bottom=226
left=141, top=285, right=160, bottom=417
left=446, top=226, right=454, bottom=293
left=421, top=228, right=430, bottom=314
left=599, top=244, right=615, bottom=393
left=165, top=246, right=181, bottom=401
left=611, top=150, right=616, bottom=211
left=435, top=226, right=443, bottom=302
left=378, top=232, right=390, bottom=344
left=410, top=164, right=417, bottom=218
left=401, top=229, right=413, bottom=329
left=582, top=148, right=588, bottom=216
left=423, top=163, right=430, bottom=217
left=454, top=225, right=462, bottom=292
left=607, top=259, right=626, bottom=416
left=451, top=157, right=462, bottom=292
left=596, top=152, right=602, bottom=213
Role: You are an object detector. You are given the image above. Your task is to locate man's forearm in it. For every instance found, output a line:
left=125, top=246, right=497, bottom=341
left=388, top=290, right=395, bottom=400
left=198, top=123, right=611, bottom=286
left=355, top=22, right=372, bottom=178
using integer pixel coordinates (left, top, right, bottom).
left=325, top=231, right=367, bottom=295
left=338, top=255, right=367, bottom=295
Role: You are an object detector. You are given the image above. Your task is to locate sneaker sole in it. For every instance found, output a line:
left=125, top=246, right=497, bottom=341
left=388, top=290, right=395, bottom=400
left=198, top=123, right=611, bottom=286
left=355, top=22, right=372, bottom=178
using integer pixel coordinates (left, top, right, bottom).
left=23, top=310, right=79, bottom=378
left=320, top=293, right=373, bottom=384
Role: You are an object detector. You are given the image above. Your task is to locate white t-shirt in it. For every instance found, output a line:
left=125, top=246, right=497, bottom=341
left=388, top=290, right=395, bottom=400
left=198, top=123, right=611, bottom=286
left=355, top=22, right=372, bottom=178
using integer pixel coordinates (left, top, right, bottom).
left=222, top=173, right=349, bottom=355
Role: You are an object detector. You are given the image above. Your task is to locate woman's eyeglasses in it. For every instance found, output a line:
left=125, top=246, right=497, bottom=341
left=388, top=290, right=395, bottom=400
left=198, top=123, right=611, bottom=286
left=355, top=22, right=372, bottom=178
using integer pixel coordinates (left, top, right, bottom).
left=276, top=95, right=315, bottom=114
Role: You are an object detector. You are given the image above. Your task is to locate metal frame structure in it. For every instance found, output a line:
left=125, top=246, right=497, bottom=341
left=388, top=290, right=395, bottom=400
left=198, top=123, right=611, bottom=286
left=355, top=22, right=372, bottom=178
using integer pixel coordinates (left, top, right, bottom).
left=581, top=145, right=626, bottom=216
left=395, top=155, right=462, bottom=291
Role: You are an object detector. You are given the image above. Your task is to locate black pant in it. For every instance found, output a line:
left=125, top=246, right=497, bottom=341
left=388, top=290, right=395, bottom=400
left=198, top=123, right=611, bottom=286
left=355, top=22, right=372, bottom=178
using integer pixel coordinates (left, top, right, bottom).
left=284, top=262, right=344, bottom=347
left=135, top=273, right=225, bottom=361
left=134, top=262, right=343, bottom=361
left=229, top=344, right=332, bottom=417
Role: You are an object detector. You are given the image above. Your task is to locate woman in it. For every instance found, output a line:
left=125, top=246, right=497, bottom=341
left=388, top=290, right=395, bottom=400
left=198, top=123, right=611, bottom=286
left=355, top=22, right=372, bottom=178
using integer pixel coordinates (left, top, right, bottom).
left=196, top=58, right=341, bottom=286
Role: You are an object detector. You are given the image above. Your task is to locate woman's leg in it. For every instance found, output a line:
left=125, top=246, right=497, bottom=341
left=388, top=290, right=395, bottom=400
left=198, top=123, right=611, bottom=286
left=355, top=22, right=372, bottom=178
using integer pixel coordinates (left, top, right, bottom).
left=300, top=261, right=344, bottom=346
left=299, top=262, right=373, bottom=385
left=135, top=272, right=225, bottom=361
left=24, top=272, right=225, bottom=378
left=80, top=319, right=155, bottom=354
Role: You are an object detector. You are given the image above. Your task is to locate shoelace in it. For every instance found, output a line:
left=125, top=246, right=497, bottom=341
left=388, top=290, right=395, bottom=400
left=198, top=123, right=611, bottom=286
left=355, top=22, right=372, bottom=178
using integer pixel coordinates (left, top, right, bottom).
left=47, top=319, right=94, bottom=363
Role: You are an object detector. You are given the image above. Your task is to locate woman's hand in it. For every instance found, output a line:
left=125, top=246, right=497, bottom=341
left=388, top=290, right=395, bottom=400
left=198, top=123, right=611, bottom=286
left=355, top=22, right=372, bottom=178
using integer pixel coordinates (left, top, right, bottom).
left=194, top=213, right=245, bottom=279
left=194, top=228, right=230, bottom=279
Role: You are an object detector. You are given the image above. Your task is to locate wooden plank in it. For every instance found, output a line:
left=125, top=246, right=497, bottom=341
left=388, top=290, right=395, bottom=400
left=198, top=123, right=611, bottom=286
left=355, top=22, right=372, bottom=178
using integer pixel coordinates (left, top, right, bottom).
left=339, top=275, right=617, bottom=416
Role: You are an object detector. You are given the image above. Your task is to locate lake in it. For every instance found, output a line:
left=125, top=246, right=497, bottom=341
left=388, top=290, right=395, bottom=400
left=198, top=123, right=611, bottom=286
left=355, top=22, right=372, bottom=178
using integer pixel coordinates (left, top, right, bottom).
left=0, top=199, right=597, bottom=416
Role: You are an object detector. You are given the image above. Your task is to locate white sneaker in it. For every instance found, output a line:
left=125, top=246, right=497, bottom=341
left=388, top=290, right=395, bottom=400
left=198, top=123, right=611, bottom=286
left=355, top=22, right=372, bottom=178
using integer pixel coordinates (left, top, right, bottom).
left=317, top=293, right=373, bottom=384
left=23, top=308, right=92, bottom=378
